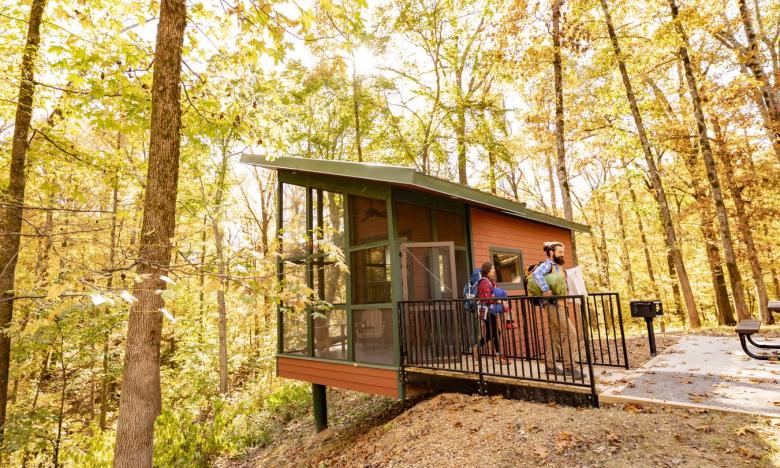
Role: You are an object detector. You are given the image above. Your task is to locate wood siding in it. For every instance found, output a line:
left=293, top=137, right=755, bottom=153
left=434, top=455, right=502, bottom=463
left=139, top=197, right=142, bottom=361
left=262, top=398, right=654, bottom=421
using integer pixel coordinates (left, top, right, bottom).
left=470, top=207, right=574, bottom=294
left=277, top=356, right=399, bottom=398
left=470, top=207, right=577, bottom=357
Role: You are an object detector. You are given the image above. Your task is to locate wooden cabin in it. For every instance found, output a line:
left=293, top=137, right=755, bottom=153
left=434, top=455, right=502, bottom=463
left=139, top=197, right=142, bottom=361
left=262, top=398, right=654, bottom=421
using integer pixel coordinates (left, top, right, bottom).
left=240, top=156, right=604, bottom=430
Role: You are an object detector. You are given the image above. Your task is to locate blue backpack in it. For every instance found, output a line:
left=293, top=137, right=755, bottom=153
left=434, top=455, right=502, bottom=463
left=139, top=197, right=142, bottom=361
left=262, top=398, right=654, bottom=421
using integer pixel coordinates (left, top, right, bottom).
left=463, top=268, right=483, bottom=313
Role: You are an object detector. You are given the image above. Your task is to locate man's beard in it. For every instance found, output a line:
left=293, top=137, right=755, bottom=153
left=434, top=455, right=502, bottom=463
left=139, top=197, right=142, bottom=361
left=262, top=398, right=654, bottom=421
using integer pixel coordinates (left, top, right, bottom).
left=553, top=255, right=565, bottom=266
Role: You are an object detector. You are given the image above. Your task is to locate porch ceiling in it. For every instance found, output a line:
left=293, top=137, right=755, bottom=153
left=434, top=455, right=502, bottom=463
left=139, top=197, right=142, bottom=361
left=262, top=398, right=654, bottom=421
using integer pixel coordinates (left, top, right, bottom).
left=240, top=155, right=590, bottom=233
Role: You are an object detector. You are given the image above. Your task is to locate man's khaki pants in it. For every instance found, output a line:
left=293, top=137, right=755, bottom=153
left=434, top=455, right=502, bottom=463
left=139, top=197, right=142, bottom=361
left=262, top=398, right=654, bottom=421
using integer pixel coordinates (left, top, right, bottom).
left=544, top=300, right=579, bottom=370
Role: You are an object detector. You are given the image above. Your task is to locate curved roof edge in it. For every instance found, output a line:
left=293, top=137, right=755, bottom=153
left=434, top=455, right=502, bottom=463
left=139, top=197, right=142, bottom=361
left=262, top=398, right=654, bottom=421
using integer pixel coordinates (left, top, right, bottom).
left=240, top=155, right=590, bottom=233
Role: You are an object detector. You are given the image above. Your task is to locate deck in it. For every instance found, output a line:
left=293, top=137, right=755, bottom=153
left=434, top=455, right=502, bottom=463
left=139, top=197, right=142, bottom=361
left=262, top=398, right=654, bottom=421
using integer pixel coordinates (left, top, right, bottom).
left=398, top=293, right=628, bottom=406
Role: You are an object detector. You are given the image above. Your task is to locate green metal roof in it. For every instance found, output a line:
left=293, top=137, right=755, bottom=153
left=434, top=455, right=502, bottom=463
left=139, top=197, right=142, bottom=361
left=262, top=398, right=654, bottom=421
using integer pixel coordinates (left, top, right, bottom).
left=240, top=155, right=590, bottom=232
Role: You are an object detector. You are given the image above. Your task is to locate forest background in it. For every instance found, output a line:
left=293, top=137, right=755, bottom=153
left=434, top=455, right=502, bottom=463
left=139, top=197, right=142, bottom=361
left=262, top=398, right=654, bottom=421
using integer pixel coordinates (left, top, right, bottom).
left=0, top=0, right=779, bottom=465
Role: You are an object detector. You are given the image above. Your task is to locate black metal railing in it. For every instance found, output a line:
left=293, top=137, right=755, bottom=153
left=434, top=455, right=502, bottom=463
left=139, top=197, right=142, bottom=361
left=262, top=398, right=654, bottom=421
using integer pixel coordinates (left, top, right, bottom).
left=584, top=293, right=629, bottom=368
left=398, top=293, right=628, bottom=406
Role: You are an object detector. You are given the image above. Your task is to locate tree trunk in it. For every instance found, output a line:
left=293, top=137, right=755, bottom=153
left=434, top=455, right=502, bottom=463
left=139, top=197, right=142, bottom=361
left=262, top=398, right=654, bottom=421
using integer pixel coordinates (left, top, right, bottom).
left=455, top=104, right=467, bottom=185
left=351, top=52, right=363, bottom=163
left=626, top=183, right=660, bottom=297
left=711, top=117, right=773, bottom=324
left=0, top=0, right=47, bottom=438
left=113, top=0, right=186, bottom=466
left=615, top=194, right=636, bottom=295
left=212, top=147, right=231, bottom=395
left=594, top=196, right=612, bottom=290
left=199, top=215, right=207, bottom=341
left=546, top=152, right=557, bottom=214
left=737, top=0, right=780, bottom=165
left=100, top=179, right=120, bottom=430
left=669, top=0, right=750, bottom=322
left=552, top=0, right=576, bottom=261
left=600, top=0, right=700, bottom=327
left=52, top=331, right=67, bottom=468
left=488, top=147, right=497, bottom=195
left=646, top=74, right=736, bottom=326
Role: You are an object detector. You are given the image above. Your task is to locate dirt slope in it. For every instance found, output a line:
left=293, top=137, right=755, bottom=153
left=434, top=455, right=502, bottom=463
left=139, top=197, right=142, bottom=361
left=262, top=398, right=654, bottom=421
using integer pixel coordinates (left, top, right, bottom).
left=224, top=391, right=778, bottom=467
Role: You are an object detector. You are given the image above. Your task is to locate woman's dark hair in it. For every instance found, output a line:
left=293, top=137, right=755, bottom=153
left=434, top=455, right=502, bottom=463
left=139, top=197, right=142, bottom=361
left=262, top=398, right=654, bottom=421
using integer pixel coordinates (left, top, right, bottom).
left=543, top=241, right=564, bottom=255
left=480, top=261, right=494, bottom=277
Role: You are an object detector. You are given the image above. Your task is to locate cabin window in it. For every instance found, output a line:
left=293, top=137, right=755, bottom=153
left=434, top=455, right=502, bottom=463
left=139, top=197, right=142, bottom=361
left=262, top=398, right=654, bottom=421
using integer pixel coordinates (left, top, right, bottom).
left=313, top=308, right=348, bottom=360
left=394, top=202, right=432, bottom=242
left=349, top=195, right=389, bottom=246
left=350, top=247, right=391, bottom=304
left=353, top=308, right=393, bottom=364
left=490, top=248, right=525, bottom=288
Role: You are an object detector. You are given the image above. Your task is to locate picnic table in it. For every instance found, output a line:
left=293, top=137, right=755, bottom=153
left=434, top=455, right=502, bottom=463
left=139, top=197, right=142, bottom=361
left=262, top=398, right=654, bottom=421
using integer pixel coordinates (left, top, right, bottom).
left=736, top=313, right=779, bottom=360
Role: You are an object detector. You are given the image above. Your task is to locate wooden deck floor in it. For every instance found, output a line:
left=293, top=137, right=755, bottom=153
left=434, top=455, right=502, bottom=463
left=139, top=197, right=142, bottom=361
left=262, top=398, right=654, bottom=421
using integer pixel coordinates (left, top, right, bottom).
left=405, top=353, right=595, bottom=388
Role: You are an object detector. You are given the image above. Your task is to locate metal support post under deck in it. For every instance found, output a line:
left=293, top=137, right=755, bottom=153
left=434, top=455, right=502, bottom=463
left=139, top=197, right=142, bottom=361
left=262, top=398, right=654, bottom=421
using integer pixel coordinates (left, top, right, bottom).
left=312, top=384, right=327, bottom=432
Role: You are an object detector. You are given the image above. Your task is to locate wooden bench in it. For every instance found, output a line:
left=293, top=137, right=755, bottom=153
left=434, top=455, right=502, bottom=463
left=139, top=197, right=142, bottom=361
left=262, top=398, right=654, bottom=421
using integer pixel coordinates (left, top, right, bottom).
left=736, top=318, right=779, bottom=360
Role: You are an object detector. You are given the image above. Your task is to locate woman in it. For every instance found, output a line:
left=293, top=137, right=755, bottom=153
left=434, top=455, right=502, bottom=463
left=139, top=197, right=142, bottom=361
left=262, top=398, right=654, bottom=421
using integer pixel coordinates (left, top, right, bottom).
left=472, top=261, right=509, bottom=364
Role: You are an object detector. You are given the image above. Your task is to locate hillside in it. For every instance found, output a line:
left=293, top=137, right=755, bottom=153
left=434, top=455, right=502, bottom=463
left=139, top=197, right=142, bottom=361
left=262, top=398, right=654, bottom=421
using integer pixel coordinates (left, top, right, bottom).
left=220, top=390, right=779, bottom=467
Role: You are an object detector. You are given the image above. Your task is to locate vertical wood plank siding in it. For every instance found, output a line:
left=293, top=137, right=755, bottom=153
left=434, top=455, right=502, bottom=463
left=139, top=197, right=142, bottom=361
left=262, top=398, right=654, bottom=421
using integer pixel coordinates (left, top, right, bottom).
left=277, top=356, right=399, bottom=398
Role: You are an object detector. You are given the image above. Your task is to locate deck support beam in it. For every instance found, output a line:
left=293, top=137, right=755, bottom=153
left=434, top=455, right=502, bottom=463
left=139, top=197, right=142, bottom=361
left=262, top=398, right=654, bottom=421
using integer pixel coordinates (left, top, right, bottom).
left=312, top=383, right=327, bottom=432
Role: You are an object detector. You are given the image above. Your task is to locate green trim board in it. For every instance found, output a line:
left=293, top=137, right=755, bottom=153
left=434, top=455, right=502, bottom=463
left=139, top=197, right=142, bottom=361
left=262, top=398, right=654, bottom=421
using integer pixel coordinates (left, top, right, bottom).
left=241, top=155, right=589, bottom=233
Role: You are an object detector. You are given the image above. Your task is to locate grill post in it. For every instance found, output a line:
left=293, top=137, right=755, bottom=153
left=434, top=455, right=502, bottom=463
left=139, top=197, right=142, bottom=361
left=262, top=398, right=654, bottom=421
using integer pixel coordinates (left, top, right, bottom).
left=645, top=317, right=657, bottom=356
left=630, top=301, right=663, bottom=357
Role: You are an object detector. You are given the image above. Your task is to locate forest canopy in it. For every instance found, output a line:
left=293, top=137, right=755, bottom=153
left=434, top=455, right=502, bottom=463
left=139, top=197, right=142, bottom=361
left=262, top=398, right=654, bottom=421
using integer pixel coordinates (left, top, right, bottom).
left=0, top=0, right=778, bottom=465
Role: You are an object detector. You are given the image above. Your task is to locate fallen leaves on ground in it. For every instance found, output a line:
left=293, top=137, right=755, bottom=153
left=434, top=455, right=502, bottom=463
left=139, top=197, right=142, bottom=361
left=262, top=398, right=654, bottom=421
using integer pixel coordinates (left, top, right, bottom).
left=221, top=390, right=779, bottom=468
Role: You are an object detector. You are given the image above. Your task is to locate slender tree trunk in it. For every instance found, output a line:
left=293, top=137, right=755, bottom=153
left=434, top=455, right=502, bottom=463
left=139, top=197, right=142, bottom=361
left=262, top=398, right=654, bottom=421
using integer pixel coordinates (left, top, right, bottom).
left=627, top=183, right=660, bottom=297
left=488, top=147, right=497, bottom=195
left=455, top=104, right=467, bottom=185
left=736, top=0, right=780, bottom=164
left=600, top=0, right=700, bottom=327
left=100, top=180, right=119, bottom=430
left=669, top=0, right=750, bottom=322
left=113, top=1, right=186, bottom=466
left=0, top=0, right=47, bottom=438
left=615, top=194, right=636, bottom=295
left=351, top=52, right=363, bottom=163
left=546, top=152, right=557, bottom=214
left=552, top=0, right=577, bottom=261
left=52, top=332, right=67, bottom=468
left=766, top=225, right=780, bottom=298
left=595, top=196, right=611, bottom=290
left=711, top=117, right=772, bottom=324
left=212, top=148, right=231, bottom=394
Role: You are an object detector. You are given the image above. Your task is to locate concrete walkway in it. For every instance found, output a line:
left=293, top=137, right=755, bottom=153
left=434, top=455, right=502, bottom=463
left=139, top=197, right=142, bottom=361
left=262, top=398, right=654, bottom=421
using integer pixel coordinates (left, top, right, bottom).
left=599, top=335, right=780, bottom=416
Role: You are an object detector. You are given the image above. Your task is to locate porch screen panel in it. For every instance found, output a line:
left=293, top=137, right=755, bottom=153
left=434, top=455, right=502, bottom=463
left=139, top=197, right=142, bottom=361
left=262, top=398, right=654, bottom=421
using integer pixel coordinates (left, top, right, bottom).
left=314, top=308, right=347, bottom=360
left=403, top=245, right=456, bottom=301
left=281, top=260, right=308, bottom=355
left=351, top=247, right=391, bottom=304
left=353, top=308, right=393, bottom=365
left=349, top=196, right=388, bottom=246
left=435, top=210, right=466, bottom=246
left=313, top=190, right=346, bottom=305
left=395, top=202, right=432, bottom=242
left=281, top=183, right=307, bottom=258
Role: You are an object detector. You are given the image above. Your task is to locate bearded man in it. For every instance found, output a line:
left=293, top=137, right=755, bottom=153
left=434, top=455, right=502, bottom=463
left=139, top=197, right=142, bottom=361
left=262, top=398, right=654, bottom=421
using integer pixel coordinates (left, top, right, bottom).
left=527, top=241, right=582, bottom=379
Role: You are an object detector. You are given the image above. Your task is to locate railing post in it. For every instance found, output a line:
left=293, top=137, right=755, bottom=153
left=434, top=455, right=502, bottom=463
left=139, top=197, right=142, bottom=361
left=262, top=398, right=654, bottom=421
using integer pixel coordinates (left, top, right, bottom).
left=473, top=309, right=485, bottom=393
left=615, top=293, right=629, bottom=369
left=579, top=296, right=599, bottom=407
